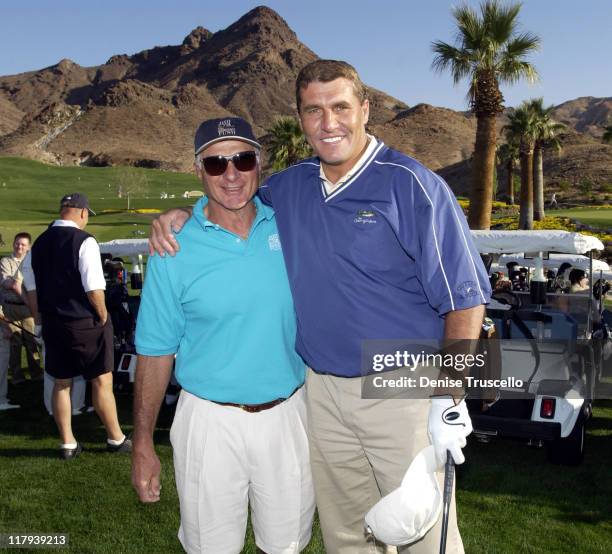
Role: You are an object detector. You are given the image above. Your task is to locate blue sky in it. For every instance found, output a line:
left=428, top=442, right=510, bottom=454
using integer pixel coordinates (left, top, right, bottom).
left=1, top=0, right=610, bottom=111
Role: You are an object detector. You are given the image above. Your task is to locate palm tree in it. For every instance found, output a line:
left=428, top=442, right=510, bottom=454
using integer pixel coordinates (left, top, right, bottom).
left=497, top=140, right=519, bottom=204
left=431, top=0, right=540, bottom=229
left=528, top=98, right=565, bottom=220
left=503, top=102, right=538, bottom=229
left=267, top=116, right=312, bottom=171
left=603, top=125, right=612, bottom=144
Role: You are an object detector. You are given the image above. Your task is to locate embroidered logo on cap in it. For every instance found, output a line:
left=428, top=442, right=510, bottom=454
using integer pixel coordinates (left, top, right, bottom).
left=217, top=119, right=237, bottom=137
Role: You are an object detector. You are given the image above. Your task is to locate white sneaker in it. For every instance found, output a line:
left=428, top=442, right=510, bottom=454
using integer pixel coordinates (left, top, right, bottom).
left=0, top=402, right=20, bottom=411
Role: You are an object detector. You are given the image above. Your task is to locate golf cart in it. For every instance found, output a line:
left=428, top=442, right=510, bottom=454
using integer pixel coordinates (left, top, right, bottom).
left=99, top=239, right=148, bottom=388
left=469, top=230, right=611, bottom=466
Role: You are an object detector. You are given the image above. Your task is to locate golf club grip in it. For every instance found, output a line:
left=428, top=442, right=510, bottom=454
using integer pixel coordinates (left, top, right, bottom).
left=439, top=451, right=455, bottom=554
left=444, top=451, right=455, bottom=498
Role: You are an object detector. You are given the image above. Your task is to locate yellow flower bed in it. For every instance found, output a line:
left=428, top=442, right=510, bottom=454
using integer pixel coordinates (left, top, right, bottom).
left=98, top=208, right=162, bottom=215
left=490, top=214, right=612, bottom=244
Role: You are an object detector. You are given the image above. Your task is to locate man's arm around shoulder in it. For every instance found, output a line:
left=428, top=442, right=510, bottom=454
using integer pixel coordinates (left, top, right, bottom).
left=149, top=207, right=193, bottom=257
left=132, top=354, right=174, bottom=503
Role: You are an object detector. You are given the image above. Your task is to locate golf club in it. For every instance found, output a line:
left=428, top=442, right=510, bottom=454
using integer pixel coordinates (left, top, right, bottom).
left=0, top=313, right=37, bottom=338
left=439, top=450, right=455, bottom=554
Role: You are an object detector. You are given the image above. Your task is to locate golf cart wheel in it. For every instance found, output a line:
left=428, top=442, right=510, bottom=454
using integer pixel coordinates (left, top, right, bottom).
left=546, top=413, right=585, bottom=466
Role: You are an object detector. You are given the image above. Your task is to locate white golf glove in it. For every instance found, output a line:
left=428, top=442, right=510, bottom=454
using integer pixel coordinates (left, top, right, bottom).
left=33, top=324, right=43, bottom=347
left=427, top=397, right=473, bottom=468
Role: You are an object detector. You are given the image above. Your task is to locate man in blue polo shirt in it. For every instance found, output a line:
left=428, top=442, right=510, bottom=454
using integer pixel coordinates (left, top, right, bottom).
left=132, top=118, right=314, bottom=554
left=150, top=62, right=491, bottom=553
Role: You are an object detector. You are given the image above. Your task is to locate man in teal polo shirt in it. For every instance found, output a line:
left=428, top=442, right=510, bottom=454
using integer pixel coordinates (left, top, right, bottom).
left=132, top=117, right=314, bottom=554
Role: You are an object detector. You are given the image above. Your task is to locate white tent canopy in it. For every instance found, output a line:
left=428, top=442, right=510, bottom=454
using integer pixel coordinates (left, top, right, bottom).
left=471, top=230, right=604, bottom=255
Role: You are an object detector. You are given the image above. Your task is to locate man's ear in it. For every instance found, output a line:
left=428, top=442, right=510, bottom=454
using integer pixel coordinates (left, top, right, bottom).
left=194, top=159, right=203, bottom=179
left=362, top=98, right=370, bottom=125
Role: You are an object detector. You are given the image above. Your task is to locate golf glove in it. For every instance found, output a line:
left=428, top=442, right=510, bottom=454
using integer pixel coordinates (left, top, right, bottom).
left=428, top=397, right=473, bottom=468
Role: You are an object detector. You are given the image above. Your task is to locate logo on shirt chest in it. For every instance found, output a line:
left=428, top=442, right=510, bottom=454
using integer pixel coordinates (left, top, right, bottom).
left=268, top=233, right=282, bottom=251
left=353, top=209, right=378, bottom=226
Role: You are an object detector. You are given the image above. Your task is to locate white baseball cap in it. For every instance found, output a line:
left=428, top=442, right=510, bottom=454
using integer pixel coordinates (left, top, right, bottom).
left=364, top=445, right=442, bottom=546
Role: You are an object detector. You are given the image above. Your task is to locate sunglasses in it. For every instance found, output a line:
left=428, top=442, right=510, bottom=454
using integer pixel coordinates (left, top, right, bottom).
left=199, top=151, right=258, bottom=176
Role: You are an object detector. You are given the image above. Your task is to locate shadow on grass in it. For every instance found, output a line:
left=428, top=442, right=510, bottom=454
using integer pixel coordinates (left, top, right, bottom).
left=0, top=380, right=173, bottom=445
left=0, top=448, right=59, bottom=458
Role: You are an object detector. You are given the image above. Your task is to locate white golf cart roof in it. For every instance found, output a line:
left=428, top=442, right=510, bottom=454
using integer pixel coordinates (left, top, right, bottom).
left=99, top=239, right=149, bottom=257
left=471, top=230, right=604, bottom=255
left=497, top=253, right=610, bottom=272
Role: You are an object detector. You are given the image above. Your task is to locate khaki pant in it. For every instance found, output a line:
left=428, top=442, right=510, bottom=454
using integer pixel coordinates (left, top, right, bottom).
left=306, top=369, right=463, bottom=554
left=2, top=303, right=42, bottom=381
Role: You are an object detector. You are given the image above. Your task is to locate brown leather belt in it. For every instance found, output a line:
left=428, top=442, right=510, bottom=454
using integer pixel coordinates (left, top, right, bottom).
left=210, top=386, right=301, bottom=413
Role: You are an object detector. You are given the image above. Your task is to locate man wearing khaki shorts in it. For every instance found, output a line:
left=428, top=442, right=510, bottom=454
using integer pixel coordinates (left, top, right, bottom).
left=0, top=232, right=42, bottom=383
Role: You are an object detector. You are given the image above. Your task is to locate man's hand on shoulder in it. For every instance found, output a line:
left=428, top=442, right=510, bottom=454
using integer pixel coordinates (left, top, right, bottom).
left=149, top=207, right=193, bottom=257
left=132, top=440, right=162, bottom=503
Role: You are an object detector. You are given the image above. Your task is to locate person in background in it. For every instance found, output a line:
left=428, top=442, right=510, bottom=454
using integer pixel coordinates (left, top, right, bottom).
left=0, top=306, right=20, bottom=410
left=24, top=193, right=131, bottom=460
left=0, top=232, right=42, bottom=384
left=568, top=268, right=589, bottom=293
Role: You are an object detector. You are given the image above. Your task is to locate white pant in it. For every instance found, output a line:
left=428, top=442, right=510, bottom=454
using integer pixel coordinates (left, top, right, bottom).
left=170, top=387, right=315, bottom=554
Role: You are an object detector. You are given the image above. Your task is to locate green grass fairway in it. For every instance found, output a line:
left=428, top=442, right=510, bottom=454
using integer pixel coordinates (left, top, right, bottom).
left=1, top=384, right=610, bottom=553
left=548, top=208, right=612, bottom=229
left=0, top=157, right=200, bottom=248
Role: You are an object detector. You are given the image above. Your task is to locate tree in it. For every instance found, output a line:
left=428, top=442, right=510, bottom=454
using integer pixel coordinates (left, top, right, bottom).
left=117, top=166, right=149, bottom=210
left=432, top=0, right=540, bottom=229
left=603, top=125, right=612, bottom=144
left=503, top=102, right=539, bottom=229
left=267, top=116, right=312, bottom=171
left=528, top=98, right=565, bottom=220
left=497, top=140, right=519, bottom=204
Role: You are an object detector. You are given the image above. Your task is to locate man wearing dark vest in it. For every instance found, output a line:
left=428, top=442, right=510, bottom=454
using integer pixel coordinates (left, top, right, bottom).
left=28, top=193, right=131, bottom=459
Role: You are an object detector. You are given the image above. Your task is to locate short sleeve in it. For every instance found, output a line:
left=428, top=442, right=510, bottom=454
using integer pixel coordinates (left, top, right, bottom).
left=135, top=254, right=185, bottom=356
left=78, top=237, right=106, bottom=292
left=21, top=251, right=36, bottom=291
left=398, top=169, right=491, bottom=315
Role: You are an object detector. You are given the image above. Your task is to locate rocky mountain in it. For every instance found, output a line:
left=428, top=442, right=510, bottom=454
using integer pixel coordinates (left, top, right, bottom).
left=0, top=6, right=405, bottom=170
left=551, top=97, right=612, bottom=139
left=0, top=5, right=610, bottom=197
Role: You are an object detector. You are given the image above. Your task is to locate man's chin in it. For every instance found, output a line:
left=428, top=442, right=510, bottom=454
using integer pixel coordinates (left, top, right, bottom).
left=317, top=156, right=347, bottom=166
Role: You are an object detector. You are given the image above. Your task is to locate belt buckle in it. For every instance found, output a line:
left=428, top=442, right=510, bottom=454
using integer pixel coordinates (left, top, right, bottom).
left=240, top=404, right=257, bottom=413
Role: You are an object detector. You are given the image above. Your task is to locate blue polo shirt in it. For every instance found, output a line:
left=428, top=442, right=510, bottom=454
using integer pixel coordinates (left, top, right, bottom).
left=259, top=140, right=491, bottom=377
left=135, top=196, right=304, bottom=404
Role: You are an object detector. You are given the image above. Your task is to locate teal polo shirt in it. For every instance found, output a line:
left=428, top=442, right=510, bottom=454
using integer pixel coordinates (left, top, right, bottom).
left=135, top=196, right=304, bottom=404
